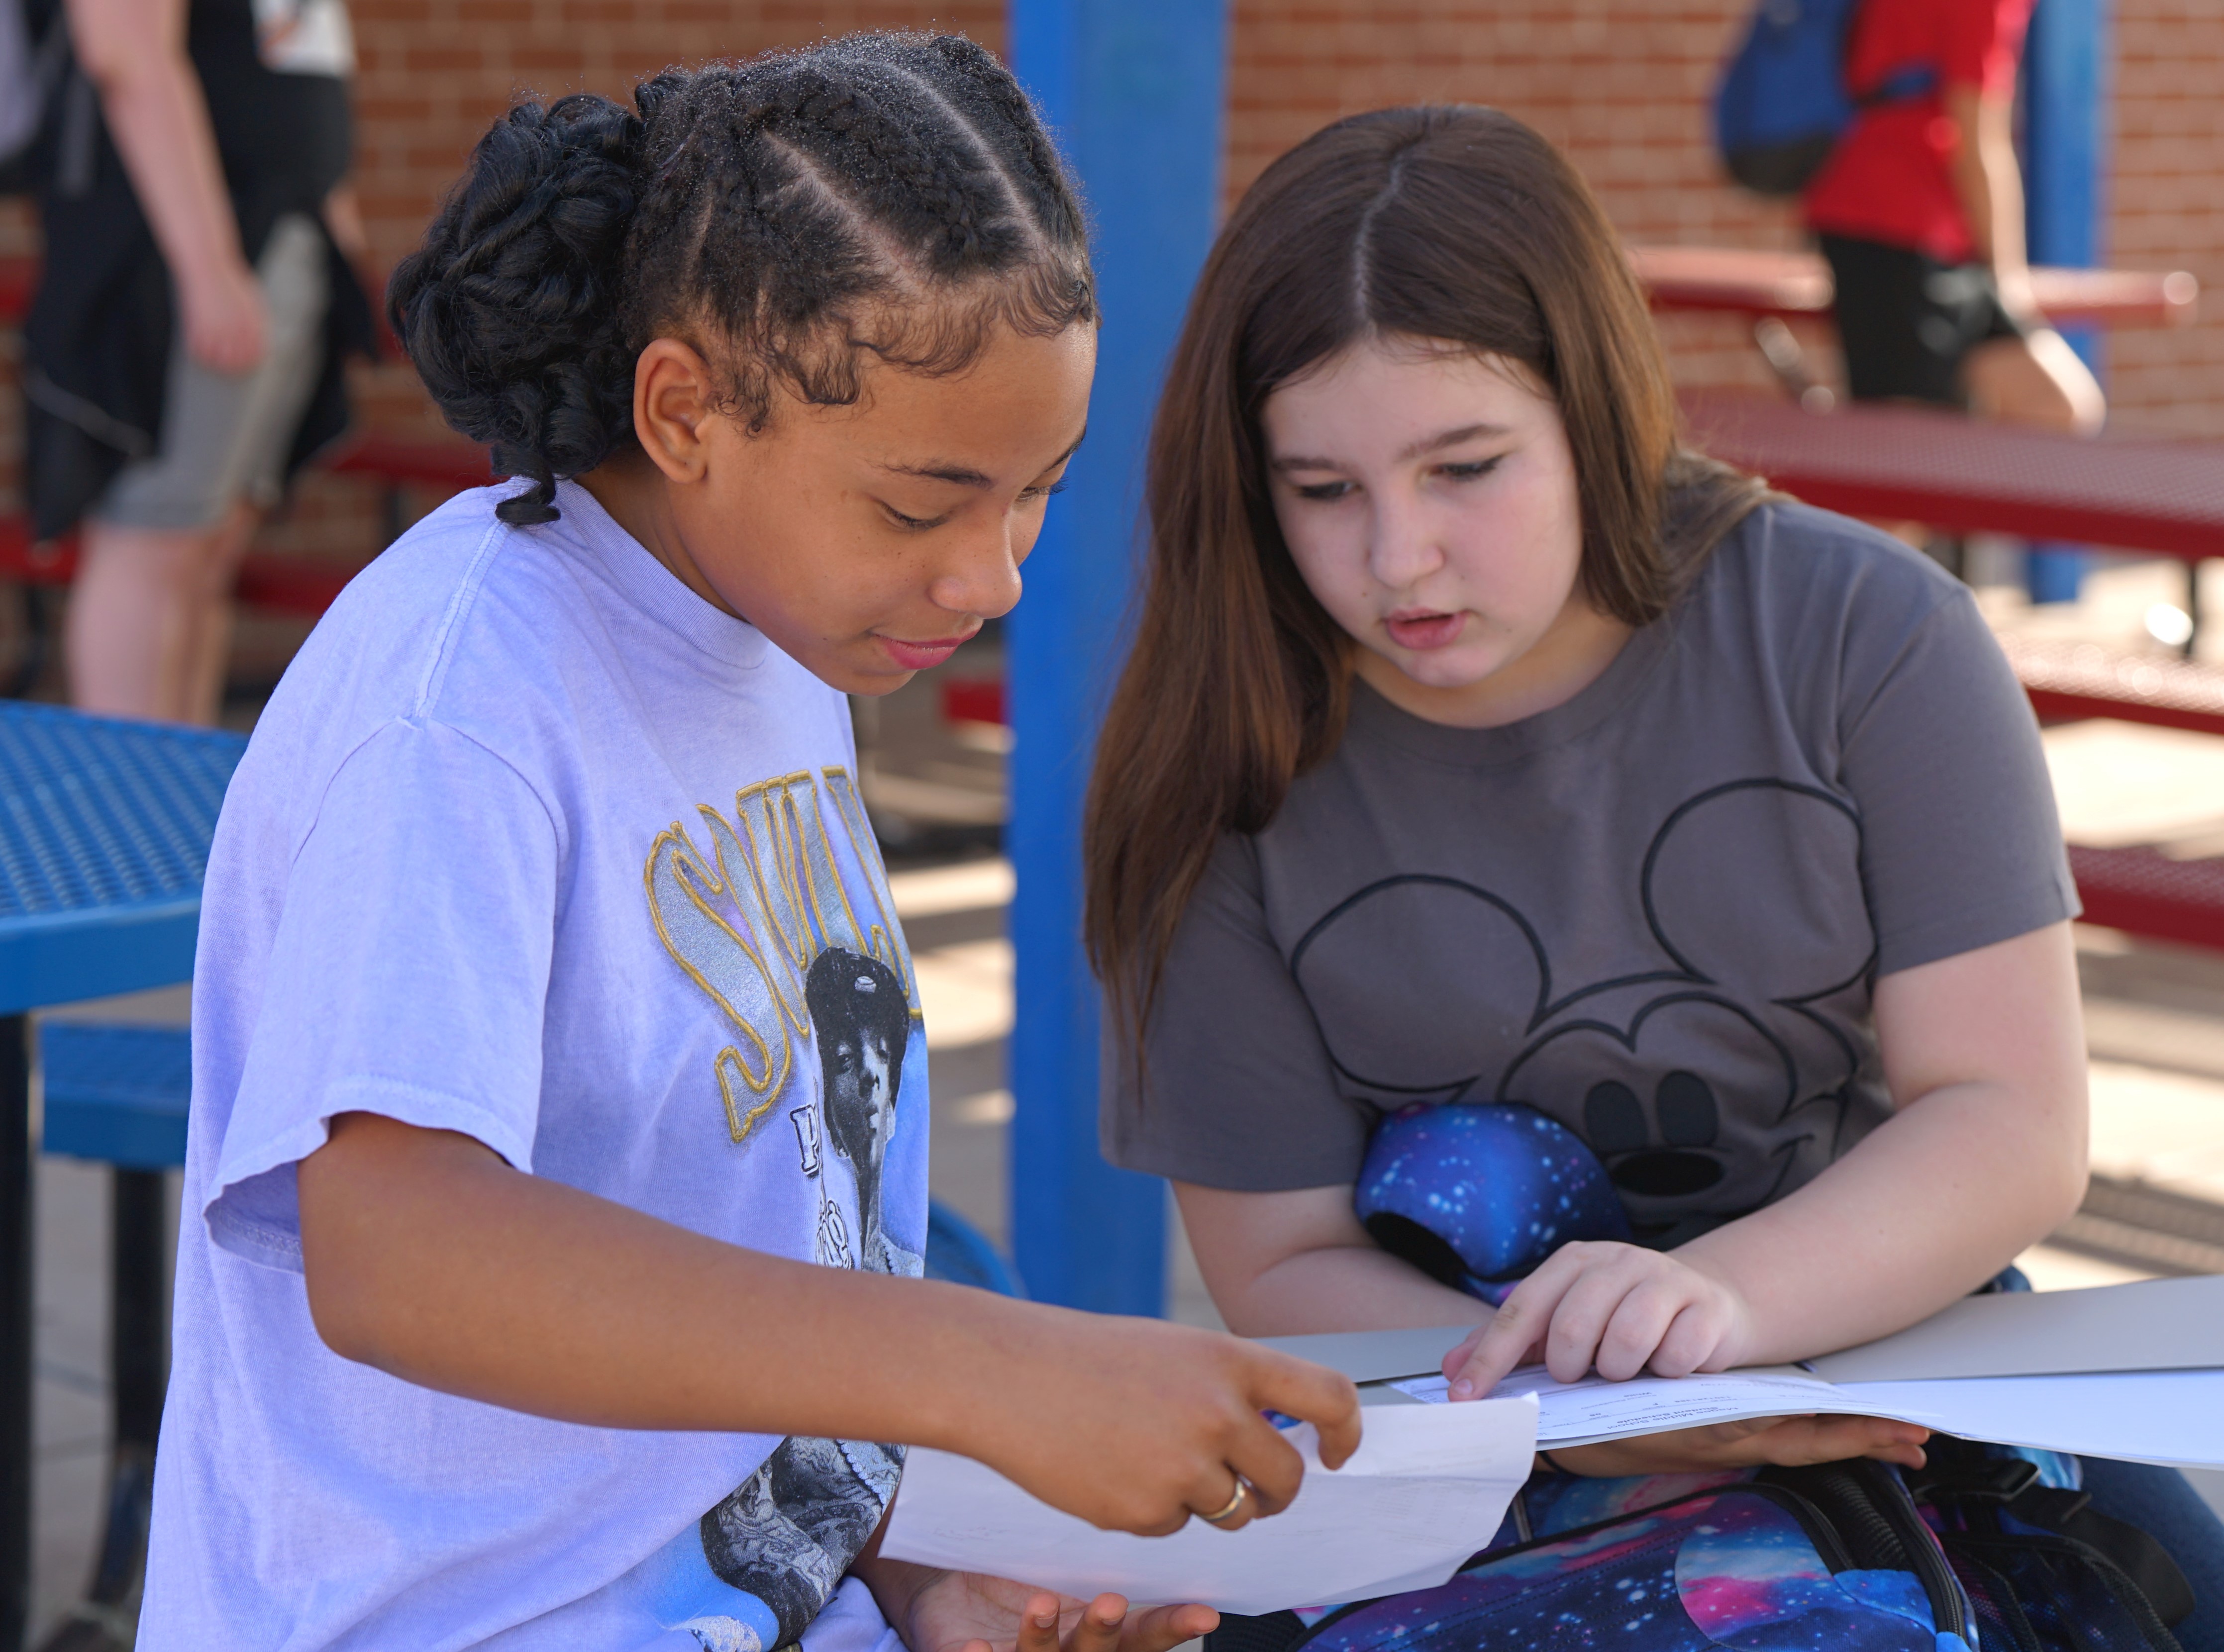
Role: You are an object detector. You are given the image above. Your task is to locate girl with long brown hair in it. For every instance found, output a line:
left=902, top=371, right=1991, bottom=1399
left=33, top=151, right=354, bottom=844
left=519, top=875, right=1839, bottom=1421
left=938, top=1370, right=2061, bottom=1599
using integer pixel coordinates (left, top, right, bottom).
left=1083, top=105, right=2224, bottom=1599
left=1086, top=103, right=2224, bottom=1632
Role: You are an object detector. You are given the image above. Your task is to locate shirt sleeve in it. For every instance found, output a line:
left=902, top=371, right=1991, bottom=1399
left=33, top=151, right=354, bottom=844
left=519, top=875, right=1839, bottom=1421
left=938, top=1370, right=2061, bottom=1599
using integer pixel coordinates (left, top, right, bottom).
left=204, top=717, right=562, bottom=1271
left=1838, top=584, right=2078, bottom=978
left=1941, top=0, right=2034, bottom=93
left=1099, top=834, right=1372, bottom=1191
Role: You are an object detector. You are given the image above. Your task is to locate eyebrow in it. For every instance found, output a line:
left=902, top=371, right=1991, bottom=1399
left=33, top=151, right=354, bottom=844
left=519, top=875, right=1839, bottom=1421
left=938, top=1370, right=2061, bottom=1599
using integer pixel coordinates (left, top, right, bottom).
left=1270, top=422, right=1513, bottom=473
left=878, top=431, right=1087, bottom=490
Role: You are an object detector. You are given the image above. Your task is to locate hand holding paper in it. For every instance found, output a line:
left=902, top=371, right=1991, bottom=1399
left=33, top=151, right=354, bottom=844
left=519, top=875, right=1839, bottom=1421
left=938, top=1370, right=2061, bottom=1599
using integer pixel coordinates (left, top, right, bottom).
left=881, top=1399, right=1541, bottom=1616
left=940, top=1312, right=1363, bottom=1537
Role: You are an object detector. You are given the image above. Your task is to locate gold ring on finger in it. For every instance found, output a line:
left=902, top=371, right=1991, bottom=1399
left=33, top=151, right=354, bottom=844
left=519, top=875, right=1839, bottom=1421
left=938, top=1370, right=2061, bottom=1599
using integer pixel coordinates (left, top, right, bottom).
left=1199, top=1478, right=1251, bottom=1527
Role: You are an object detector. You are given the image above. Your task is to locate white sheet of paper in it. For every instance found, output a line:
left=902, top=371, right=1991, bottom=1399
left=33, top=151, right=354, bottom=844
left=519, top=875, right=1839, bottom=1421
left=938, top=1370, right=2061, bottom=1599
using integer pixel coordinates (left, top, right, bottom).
left=1390, top=1365, right=2224, bottom=1469
left=880, top=1396, right=1539, bottom=1615
left=1832, top=1371, right=2224, bottom=1469
left=1389, top=1366, right=1943, bottom=1446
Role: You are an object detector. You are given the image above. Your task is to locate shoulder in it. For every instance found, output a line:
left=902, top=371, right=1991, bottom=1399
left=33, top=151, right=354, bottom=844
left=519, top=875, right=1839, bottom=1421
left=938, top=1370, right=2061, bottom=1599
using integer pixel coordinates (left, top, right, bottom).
left=224, top=485, right=629, bottom=822
left=274, top=482, right=635, bottom=723
left=1691, top=497, right=1971, bottom=649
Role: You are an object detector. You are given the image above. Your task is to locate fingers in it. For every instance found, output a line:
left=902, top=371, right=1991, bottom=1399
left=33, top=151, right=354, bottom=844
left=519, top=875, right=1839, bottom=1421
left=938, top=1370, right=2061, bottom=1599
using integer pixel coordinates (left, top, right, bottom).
left=1544, top=1413, right=1931, bottom=1478
left=1012, top=1591, right=1069, bottom=1652
left=1060, top=1593, right=1133, bottom=1652
left=1447, top=1244, right=1747, bottom=1394
left=1120, top=1602, right=1219, bottom=1652
left=1222, top=1414, right=1311, bottom=1518
left=1752, top=1415, right=1931, bottom=1470
left=1182, top=1464, right=1261, bottom=1533
left=1250, top=1351, right=1362, bottom=1470
left=1447, top=1254, right=1582, bottom=1397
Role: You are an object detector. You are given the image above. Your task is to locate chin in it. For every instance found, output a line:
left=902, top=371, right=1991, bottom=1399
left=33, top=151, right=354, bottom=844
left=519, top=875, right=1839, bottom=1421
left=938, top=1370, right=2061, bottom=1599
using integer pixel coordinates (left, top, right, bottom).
left=1395, top=650, right=1508, bottom=693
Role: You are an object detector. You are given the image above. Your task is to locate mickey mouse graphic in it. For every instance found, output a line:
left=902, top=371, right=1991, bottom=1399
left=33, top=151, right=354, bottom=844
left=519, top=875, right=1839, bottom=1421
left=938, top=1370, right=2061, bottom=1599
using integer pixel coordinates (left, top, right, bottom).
left=1298, top=778, right=1888, bottom=1256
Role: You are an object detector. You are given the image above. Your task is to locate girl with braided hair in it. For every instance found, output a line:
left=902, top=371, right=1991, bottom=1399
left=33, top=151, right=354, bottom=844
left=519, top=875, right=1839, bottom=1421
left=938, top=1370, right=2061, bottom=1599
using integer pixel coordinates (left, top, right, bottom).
left=141, top=33, right=1360, bottom=1652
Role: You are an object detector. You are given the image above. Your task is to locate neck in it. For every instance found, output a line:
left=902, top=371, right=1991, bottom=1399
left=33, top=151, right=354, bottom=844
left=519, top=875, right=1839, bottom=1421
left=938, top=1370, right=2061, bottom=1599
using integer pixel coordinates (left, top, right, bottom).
left=576, top=455, right=743, bottom=620
left=1359, top=595, right=1634, bottom=730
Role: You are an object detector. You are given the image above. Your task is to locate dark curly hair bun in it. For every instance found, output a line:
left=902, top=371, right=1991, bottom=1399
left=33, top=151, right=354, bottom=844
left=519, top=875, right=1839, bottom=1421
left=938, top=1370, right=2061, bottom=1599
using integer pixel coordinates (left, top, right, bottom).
left=390, top=33, right=1095, bottom=528
left=389, top=94, right=645, bottom=525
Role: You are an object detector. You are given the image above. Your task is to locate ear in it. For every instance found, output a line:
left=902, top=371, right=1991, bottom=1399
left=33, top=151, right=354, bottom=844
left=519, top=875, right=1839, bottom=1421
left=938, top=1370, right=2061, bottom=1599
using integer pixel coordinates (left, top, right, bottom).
left=631, top=338, right=721, bottom=485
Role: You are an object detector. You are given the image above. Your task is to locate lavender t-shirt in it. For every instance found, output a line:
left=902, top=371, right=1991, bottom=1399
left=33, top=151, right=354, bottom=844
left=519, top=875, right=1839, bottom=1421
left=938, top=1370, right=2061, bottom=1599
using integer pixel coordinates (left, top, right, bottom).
left=144, top=482, right=926, bottom=1651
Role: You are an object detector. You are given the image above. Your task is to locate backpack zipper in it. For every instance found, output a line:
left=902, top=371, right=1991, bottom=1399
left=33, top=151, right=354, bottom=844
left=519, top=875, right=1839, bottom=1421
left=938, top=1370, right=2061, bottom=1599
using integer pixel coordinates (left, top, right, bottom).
left=1853, top=1460, right=1976, bottom=1646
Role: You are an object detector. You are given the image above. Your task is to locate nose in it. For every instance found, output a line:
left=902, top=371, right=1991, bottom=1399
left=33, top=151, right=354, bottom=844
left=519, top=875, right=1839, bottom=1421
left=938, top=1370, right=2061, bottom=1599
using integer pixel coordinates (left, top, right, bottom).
left=926, top=514, right=1026, bottom=622
left=1365, top=486, right=1446, bottom=593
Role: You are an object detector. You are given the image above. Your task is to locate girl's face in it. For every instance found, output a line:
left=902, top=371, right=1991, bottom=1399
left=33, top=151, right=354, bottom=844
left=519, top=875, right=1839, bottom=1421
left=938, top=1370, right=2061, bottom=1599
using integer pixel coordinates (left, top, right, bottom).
left=1262, top=338, right=1624, bottom=728
left=607, top=319, right=1096, bottom=696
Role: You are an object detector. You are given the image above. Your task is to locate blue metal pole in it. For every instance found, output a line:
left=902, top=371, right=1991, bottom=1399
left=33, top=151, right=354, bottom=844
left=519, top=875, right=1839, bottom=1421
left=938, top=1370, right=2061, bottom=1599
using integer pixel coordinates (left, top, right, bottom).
left=1003, top=0, right=1228, bottom=1314
left=2021, top=0, right=2108, bottom=604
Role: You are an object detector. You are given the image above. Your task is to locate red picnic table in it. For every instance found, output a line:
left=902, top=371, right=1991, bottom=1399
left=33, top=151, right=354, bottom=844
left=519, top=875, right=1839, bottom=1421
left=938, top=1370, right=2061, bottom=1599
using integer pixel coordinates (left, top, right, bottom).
left=1629, top=245, right=2200, bottom=330
left=1683, top=388, right=2224, bottom=954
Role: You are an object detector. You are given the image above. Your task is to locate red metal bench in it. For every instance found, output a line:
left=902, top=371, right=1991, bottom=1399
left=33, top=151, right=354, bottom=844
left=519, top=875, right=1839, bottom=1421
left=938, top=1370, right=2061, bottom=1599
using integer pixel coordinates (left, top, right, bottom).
left=1683, top=389, right=2224, bottom=953
left=1630, top=245, right=2200, bottom=330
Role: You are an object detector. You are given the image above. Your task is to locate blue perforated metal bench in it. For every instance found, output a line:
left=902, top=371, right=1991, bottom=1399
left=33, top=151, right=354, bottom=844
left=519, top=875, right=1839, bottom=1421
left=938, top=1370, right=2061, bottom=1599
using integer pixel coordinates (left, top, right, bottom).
left=0, top=701, right=246, bottom=1651
left=40, top=1025, right=191, bottom=1171
left=34, top=1023, right=189, bottom=1650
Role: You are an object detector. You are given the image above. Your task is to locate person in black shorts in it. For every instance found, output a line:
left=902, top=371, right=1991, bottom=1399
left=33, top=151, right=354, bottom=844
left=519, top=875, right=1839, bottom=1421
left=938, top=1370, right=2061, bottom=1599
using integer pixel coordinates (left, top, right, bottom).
left=24, top=0, right=370, bottom=724
left=1802, top=0, right=2103, bottom=427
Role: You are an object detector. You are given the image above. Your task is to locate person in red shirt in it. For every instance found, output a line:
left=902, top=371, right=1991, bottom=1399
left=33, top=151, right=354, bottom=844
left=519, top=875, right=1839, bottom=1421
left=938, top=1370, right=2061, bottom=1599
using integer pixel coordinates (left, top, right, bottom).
left=1803, top=0, right=2105, bottom=431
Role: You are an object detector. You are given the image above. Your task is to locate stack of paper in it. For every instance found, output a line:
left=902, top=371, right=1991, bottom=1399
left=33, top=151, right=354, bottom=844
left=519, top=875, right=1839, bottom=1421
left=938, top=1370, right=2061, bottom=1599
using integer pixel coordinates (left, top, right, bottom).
left=1348, top=1273, right=2224, bottom=1469
left=881, top=1276, right=2224, bottom=1613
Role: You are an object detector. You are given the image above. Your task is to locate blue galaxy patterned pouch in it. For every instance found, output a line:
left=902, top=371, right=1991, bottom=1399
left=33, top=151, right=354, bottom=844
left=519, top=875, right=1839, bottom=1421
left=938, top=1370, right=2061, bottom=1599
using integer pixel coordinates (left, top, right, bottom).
left=1353, top=1103, right=1630, bottom=1304
left=1210, top=1459, right=1979, bottom=1652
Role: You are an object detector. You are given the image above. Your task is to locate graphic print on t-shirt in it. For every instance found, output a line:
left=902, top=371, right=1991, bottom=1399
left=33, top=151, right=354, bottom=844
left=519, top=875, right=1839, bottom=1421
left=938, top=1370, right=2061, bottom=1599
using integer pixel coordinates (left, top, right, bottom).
left=1291, top=778, right=1875, bottom=1241
left=639, top=764, right=926, bottom=1652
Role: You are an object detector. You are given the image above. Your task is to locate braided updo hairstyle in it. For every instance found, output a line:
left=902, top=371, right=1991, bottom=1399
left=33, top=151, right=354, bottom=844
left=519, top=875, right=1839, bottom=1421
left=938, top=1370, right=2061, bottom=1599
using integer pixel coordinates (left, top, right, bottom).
left=389, top=33, right=1097, bottom=526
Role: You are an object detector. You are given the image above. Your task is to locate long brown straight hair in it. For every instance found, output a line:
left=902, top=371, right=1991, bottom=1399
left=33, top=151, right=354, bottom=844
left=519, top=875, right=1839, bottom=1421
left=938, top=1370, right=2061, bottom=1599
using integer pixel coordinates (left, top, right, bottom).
left=1083, top=104, right=1764, bottom=1048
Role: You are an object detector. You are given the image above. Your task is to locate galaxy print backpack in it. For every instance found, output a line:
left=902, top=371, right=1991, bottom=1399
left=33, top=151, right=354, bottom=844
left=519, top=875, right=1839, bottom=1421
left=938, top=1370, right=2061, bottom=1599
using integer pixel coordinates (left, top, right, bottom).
left=1200, top=1104, right=2194, bottom=1652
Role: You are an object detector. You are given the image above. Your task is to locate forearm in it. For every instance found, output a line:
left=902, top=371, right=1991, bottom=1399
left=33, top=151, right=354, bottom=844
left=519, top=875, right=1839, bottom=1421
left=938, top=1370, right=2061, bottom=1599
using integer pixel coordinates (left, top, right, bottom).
left=1172, top=1179, right=1488, bottom=1337
left=1675, top=1076, right=2084, bottom=1364
left=1217, top=1242, right=1491, bottom=1338
left=69, top=0, right=248, bottom=289
left=1946, top=85, right=2033, bottom=307
left=300, top=1114, right=1038, bottom=1452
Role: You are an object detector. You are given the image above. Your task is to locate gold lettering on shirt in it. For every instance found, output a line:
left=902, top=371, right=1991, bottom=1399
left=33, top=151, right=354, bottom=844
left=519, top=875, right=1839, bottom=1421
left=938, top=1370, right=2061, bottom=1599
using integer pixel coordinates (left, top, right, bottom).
left=645, top=767, right=919, bottom=1143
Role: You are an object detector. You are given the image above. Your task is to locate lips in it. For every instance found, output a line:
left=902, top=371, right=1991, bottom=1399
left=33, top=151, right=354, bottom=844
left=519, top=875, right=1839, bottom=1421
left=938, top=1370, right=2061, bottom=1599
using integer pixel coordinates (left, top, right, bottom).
left=1384, top=611, right=1467, bottom=651
left=877, top=633, right=973, bottom=671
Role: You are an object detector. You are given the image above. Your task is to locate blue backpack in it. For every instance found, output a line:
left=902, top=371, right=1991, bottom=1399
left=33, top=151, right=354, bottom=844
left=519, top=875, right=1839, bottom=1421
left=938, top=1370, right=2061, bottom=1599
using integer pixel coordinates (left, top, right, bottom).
left=1206, top=1446, right=2190, bottom=1652
left=1712, top=0, right=1938, bottom=196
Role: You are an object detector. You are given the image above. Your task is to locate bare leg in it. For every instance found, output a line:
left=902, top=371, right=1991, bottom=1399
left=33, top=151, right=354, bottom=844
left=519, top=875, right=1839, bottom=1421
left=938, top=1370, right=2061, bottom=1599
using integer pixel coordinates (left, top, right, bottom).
left=67, top=513, right=246, bottom=724
left=1964, top=329, right=2107, bottom=435
left=180, top=502, right=258, bottom=724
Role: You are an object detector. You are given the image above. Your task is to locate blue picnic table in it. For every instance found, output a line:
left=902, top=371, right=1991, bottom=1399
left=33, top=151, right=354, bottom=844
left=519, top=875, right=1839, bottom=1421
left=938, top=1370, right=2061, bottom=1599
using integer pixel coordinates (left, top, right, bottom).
left=0, top=701, right=245, bottom=1652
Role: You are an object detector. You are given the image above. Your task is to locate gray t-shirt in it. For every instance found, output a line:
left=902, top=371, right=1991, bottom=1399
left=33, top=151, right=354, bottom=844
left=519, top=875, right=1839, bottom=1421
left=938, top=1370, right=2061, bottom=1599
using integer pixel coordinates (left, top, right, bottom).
left=1102, top=502, right=2076, bottom=1240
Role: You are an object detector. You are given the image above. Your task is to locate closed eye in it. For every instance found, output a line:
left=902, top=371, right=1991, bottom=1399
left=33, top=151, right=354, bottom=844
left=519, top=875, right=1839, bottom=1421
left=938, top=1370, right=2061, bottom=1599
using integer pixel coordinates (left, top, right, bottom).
left=1440, top=456, right=1505, bottom=482
left=1292, top=479, right=1357, bottom=501
left=1017, top=478, right=1070, bottom=504
left=882, top=503, right=951, bottom=532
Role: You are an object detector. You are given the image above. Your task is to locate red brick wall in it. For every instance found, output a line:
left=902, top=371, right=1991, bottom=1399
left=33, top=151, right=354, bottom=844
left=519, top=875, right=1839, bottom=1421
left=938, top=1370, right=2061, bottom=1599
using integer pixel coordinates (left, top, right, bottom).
left=4, top=0, right=2219, bottom=562
left=2106, top=1, right=2224, bottom=437
left=1226, top=0, right=2224, bottom=438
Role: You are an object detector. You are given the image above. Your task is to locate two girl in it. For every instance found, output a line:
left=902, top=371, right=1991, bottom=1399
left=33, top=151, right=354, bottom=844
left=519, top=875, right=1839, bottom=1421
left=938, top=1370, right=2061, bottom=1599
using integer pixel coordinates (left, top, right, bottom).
left=1089, top=104, right=2224, bottom=1638
left=143, top=34, right=1359, bottom=1650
